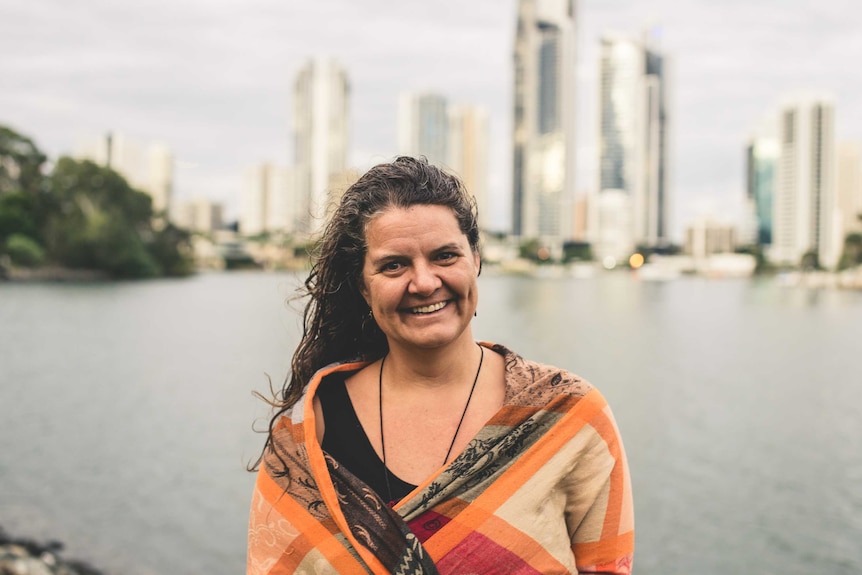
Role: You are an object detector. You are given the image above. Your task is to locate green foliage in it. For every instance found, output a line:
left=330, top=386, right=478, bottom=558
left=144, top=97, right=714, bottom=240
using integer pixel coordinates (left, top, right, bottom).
left=735, top=244, right=773, bottom=274
left=0, top=191, right=40, bottom=242
left=0, top=127, right=54, bottom=245
left=562, top=241, right=593, bottom=262
left=635, top=243, right=682, bottom=259
left=147, top=221, right=194, bottom=276
left=5, top=233, right=45, bottom=267
left=0, top=125, right=47, bottom=196
left=838, top=232, right=862, bottom=270
left=518, top=238, right=544, bottom=262
left=800, top=250, right=821, bottom=271
left=43, top=157, right=164, bottom=278
left=0, top=123, right=195, bottom=279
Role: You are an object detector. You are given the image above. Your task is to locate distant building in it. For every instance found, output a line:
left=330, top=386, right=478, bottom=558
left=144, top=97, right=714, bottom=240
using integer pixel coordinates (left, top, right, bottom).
left=77, top=132, right=174, bottom=217
left=593, top=189, right=633, bottom=264
left=771, top=96, right=839, bottom=268
left=447, top=104, right=490, bottom=230
left=512, top=0, right=577, bottom=248
left=293, top=57, right=349, bottom=237
left=685, top=217, right=737, bottom=259
left=572, top=193, right=589, bottom=242
left=836, top=141, right=862, bottom=237
left=147, top=144, right=173, bottom=216
left=240, top=163, right=296, bottom=236
left=325, top=168, right=362, bottom=219
left=591, top=28, right=670, bottom=263
left=398, top=92, right=449, bottom=166
left=397, top=94, right=490, bottom=231
left=174, top=198, right=224, bottom=233
left=745, top=126, right=779, bottom=246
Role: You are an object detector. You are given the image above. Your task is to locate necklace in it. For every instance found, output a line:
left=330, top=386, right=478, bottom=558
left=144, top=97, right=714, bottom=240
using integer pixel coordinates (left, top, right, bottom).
left=378, top=343, right=485, bottom=503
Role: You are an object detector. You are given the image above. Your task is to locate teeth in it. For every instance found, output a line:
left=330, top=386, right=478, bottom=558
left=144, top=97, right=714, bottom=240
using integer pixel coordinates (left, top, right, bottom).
left=411, top=301, right=447, bottom=314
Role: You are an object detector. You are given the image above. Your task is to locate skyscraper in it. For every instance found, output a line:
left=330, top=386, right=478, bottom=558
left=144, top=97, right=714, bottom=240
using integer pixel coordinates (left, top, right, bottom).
left=836, top=142, right=862, bottom=238
left=240, top=163, right=271, bottom=237
left=746, top=125, right=779, bottom=246
left=147, top=144, right=173, bottom=216
left=771, top=96, right=839, bottom=268
left=398, top=92, right=449, bottom=166
left=512, top=0, right=577, bottom=247
left=448, top=104, right=490, bottom=230
left=398, top=95, right=491, bottom=230
left=593, top=29, right=669, bottom=263
left=293, top=57, right=349, bottom=236
left=239, top=163, right=297, bottom=236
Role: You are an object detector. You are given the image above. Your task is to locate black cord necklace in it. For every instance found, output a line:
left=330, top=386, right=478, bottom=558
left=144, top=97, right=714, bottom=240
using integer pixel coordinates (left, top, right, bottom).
left=378, top=343, right=485, bottom=504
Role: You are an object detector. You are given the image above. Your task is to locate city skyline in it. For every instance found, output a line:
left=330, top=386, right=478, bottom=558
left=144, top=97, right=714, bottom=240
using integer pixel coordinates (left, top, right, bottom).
left=3, top=0, right=861, bottom=241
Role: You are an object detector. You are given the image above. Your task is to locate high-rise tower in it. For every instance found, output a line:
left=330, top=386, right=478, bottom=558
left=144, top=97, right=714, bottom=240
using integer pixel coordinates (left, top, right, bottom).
left=448, top=104, right=490, bottom=230
left=772, top=96, right=839, bottom=268
left=293, top=57, right=349, bottom=236
left=398, top=92, right=449, bottom=166
left=745, top=124, right=779, bottom=246
left=836, top=142, right=862, bottom=238
left=593, top=29, right=669, bottom=263
left=512, top=0, right=577, bottom=247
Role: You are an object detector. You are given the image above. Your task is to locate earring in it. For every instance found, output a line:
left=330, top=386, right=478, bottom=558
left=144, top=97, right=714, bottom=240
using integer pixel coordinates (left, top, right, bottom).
left=361, top=309, right=376, bottom=334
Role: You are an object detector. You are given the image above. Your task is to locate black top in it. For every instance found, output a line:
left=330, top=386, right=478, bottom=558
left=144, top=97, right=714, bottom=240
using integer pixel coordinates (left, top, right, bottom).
left=317, top=371, right=418, bottom=504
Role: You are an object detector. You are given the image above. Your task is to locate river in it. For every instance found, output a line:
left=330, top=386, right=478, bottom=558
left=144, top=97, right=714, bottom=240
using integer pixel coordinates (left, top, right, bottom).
left=1, top=270, right=860, bottom=574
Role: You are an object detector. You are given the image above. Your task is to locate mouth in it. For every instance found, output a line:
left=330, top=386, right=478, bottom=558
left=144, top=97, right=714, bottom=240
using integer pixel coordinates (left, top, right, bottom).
left=406, top=301, right=449, bottom=315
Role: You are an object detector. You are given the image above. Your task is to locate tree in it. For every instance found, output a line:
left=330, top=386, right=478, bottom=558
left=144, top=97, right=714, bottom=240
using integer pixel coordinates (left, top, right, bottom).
left=147, top=221, right=194, bottom=277
left=800, top=250, right=820, bottom=271
left=0, top=125, right=47, bottom=196
left=838, top=232, right=862, bottom=270
left=5, top=233, right=45, bottom=267
left=0, top=125, right=51, bottom=248
left=44, top=157, right=162, bottom=278
left=0, top=125, right=193, bottom=279
left=562, top=241, right=593, bottom=263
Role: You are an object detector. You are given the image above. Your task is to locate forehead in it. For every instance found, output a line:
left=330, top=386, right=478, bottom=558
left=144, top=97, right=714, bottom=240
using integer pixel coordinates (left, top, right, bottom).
left=364, top=205, right=465, bottom=250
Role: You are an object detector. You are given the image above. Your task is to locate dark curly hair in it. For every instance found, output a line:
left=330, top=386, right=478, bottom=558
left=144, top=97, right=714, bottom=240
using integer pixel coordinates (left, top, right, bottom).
left=253, top=156, right=480, bottom=470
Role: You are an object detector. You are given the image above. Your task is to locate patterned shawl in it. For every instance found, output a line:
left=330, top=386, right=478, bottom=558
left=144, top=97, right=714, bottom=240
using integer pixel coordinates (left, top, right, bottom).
left=248, top=343, right=634, bottom=574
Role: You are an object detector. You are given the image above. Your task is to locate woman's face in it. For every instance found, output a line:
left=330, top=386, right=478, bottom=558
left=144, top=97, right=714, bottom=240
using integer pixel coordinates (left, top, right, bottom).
left=360, top=204, right=480, bottom=354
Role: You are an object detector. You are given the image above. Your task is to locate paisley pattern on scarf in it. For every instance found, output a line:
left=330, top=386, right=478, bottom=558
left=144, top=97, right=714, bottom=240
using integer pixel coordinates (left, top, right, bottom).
left=248, top=344, right=634, bottom=574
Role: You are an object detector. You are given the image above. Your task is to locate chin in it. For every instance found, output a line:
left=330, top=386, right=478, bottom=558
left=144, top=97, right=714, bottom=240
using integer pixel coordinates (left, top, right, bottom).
left=396, top=327, right=473, bottom=351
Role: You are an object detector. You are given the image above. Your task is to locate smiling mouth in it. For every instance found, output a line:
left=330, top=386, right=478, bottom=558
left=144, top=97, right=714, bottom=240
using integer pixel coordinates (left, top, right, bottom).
left=408, top=301, right=448, bottom=314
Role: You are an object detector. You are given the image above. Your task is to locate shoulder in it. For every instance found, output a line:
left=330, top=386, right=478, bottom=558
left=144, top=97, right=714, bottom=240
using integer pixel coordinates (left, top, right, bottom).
left=484, top=342, right=594, bottom=408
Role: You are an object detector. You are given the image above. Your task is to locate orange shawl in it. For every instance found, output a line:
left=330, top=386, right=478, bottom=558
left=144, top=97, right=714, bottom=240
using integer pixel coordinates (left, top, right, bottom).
left=248, top=344, right=634, bottom=574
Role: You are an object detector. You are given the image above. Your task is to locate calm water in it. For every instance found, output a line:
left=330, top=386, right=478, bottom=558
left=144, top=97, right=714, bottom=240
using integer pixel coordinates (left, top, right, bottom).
left=1, top=271, right=860, bottom=574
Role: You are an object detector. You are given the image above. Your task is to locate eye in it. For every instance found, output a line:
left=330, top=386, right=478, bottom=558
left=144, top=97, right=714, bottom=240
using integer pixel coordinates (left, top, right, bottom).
left=381, top=261, right=402, bottom=273
left=436, top=252, right=457, bottom=263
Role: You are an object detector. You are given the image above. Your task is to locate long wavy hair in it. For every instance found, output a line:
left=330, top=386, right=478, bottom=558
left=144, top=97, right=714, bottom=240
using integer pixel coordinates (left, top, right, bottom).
left=252, top=156, right=480, bottom=470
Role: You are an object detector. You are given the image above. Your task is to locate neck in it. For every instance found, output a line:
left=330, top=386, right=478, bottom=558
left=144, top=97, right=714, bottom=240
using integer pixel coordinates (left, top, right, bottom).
left=382, top=336, right=481, bottom=390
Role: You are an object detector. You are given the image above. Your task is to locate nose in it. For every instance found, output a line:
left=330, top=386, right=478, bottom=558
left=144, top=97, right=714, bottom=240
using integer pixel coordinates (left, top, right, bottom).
left=408, top=261, right=442, bottom=295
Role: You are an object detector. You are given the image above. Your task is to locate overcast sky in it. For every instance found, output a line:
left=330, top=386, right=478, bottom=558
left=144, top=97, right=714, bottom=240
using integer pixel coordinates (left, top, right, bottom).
left=3, top=0, right=860, bottom=239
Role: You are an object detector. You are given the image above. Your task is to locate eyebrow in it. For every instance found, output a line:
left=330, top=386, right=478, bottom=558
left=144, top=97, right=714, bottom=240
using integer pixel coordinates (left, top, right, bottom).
left=368, top=243, right=465, bottom=267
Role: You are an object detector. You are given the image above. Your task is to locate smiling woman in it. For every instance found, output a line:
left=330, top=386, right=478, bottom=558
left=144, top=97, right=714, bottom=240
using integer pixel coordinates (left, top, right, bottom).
left=247, top=157, right=634, bottom=575
left=360, top=204, right=481, bottom=353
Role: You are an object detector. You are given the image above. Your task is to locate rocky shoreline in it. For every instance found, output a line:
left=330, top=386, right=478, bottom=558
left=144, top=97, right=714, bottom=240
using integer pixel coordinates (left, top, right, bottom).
left=0, top=528, right=104, bottom=575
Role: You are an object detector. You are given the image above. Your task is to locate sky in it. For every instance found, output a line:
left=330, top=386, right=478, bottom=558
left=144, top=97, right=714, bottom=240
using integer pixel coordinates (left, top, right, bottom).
left=3, top=0, right=861, bottom=240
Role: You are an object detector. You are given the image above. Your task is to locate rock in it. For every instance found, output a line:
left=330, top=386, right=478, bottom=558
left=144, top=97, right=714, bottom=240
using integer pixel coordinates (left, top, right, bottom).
left=0, top=528, right=105, bottom=575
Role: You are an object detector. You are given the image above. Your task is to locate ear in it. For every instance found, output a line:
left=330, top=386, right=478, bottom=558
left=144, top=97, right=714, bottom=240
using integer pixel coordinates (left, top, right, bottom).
left=358, top=279, right=370, bottom=305
left=473, top=251, right=482, bottom=276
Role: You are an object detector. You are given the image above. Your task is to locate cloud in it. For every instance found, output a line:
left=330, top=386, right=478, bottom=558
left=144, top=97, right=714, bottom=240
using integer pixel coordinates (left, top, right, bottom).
left=2, top=0, right=860, bottom=232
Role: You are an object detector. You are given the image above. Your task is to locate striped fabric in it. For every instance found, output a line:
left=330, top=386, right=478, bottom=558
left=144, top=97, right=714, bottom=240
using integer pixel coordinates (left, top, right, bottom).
left=248, top=343, right=634, bottom=574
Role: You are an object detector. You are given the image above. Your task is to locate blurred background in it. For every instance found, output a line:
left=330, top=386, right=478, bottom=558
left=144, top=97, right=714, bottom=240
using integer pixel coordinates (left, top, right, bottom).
left=1, top=0, right=861, bottom=573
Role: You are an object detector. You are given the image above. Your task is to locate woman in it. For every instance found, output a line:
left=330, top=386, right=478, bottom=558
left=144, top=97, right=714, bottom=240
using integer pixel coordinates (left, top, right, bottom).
left=248, top=157, right=633, bottom=574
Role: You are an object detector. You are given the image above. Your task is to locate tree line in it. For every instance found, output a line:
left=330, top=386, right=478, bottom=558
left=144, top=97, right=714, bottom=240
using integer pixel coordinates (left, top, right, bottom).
left=0, top=124, right=193, bottom=279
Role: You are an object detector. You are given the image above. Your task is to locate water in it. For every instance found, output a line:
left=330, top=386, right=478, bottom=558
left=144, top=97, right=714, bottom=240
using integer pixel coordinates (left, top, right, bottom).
left=1, top=271, right=860, bottom=574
